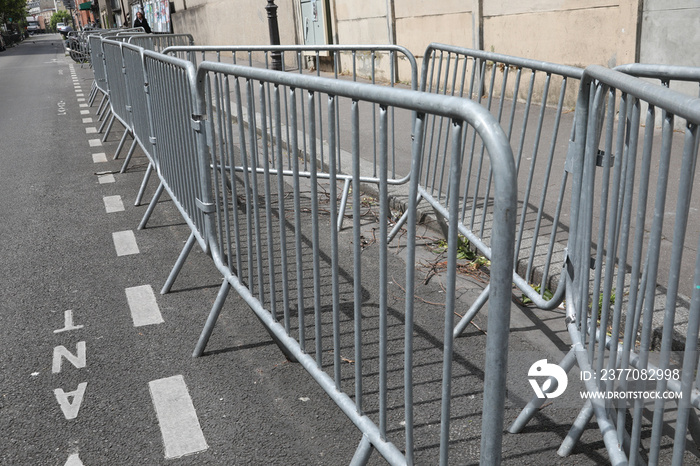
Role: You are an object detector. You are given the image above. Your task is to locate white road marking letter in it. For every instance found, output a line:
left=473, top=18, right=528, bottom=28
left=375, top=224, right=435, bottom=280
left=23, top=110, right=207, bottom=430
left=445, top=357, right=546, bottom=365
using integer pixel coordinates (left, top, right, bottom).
left=54, top=310, right=84, bottom=334
left=54, top=383, right=87, bottom=420
left=64, top=453, right=84, bottom=466
left=52, top=342, right=87, bottom=373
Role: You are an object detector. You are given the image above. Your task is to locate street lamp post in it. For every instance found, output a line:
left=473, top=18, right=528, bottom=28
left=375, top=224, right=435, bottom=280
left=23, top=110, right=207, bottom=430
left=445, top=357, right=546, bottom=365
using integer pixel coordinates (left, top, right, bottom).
left=265, top=0, right=282, bottom=71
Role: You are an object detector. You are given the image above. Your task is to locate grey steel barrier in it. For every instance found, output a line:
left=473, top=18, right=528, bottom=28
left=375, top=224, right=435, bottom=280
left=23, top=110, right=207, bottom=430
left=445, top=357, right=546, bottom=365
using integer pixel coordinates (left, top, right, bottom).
left=135, top=49, right=211, bottom=294
left=393, top=43, right=584, bottom=338
left=163, top=45, right=418, bottom=232
left=512, top=65, right=700, bottom=465
left=101, top=39, right=138, bottom=164
left=66, top=30, right=90, bottom=64
left=128, top=33, right=194, bottom=52
left=190, top=61, right=517, bottom=464
left=88, top=34, right=110, bottom=114
left=121, top=42, right=158, bottom=206
left=99, top=36, right=198, bottom=172
left=87, top=29, right=144, bottom=110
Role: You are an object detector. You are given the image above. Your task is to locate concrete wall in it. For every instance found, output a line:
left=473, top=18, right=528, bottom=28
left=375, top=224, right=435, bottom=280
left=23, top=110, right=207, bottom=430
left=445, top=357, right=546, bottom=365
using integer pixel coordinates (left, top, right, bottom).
left=640, top=0, right=700, bottom=66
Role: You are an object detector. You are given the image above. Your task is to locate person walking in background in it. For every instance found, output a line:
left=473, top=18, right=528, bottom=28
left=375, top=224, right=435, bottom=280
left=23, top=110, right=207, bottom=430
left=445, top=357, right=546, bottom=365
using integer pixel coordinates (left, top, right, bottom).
left=133, top=10, right=151, bottom=33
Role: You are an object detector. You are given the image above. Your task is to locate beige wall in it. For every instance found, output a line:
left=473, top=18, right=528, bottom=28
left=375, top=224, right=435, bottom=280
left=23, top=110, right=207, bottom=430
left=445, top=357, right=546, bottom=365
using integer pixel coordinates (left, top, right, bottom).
left=482, top=1, right=639, bottom=68
left=170, top=0, right=298, bottom=48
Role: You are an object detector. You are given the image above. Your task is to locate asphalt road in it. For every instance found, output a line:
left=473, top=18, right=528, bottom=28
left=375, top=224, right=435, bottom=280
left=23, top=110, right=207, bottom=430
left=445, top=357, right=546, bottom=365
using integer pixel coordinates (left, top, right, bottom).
left=1, top=34, right=696, bottom=465
left=0, top=35, right=373, bottom=465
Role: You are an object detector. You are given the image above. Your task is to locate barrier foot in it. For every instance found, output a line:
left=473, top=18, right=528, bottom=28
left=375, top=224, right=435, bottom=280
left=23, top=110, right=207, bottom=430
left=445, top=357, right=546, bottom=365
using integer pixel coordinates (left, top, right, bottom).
left=113, top=130, right=131, bottom=161
left=337, top=179, right=351, bottom=232
left=349, top=434, right=373, bottom=466
left=135, top=163, right=154, bottom=206
left=120, top=138, right=138, bottom=172
left=193, top=280, right=231, bottom=357
left=508, top=348, right=577, bottom=434
left=161, top=232, right=196, bottom=295
left=138, top=181, right=165, bottom=230
left=452, top=284, right=489, bottom=339
left=102, top=114, right=116, bottom=143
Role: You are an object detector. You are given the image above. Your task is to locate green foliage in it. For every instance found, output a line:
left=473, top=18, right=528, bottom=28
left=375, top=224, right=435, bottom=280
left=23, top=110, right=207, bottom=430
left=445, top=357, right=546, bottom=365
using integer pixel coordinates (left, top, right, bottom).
left=521, top=284, right=554, bottom=306
left=433, top=235, right=490, bottom=268
left=435, top=235, right=475, bottom=260
left=0, top=0, right=27, bottom=27
left=50, top=10, right=71, bottom=31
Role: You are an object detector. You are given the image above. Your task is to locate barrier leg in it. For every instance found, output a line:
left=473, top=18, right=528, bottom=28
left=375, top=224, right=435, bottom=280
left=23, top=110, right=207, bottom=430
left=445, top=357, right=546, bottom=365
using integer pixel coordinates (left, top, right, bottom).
left=98, top=109, right=112, bottom=134
left=452, top=284, right=490, bottom=339
left=337, top=179, right=351, bottom=232
left=119, top=138, right=138, bottom=171
left=96, top=94, right=107, bottom=116
left=557, top=400, right=594, bottom=457
left=349, top=435, right=373, bottom=466
left=387, top=192, right=423, bottom=243
left=161, top=232, right=196, bottom=295
left=88, top=83, right=98, bottom=106
left=97, top=98, right=109, bottom=121
left=113, top=129, right=130, bottom=160
left=135, top=163, right=154, bottom=206
left=508, top=348, right=578, bottom=433
left=102, top=113, right=116, bottom=143
left=138, top=181, right=165, bottom=230
left=193, top=280, right=231, bottom=357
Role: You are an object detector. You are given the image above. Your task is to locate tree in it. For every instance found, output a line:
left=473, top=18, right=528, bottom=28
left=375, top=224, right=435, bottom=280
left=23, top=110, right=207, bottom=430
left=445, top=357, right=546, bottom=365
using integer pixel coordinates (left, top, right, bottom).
left=50, top=10, right=71, bottom=30
left=0, top=0, right=27, bottom=27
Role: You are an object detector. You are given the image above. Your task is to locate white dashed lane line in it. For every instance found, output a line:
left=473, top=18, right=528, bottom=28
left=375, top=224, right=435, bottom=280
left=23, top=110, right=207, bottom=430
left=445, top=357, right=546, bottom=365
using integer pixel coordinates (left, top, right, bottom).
left=125, top=285, right=163, bottom=327
left=112, top=230, right=139, bottom=256
left=88, top=138, right=102, bottom=147
left=92, top=152, right=108, bottom=163
left=98, top=173, right=115, bottom=184
left=103, top=195, right=125, bottom=213
left=149, top=375, right=209, bottom=459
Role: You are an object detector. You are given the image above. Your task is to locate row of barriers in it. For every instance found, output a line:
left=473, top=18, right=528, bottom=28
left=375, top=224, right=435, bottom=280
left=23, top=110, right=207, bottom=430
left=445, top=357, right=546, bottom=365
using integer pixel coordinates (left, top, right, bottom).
left=84, top=30, right=700, bottom=464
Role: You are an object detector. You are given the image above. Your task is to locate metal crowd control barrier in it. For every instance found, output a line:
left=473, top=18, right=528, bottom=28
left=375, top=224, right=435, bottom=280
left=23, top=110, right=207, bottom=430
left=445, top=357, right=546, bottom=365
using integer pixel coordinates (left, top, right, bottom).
left=66, top=30, right=91, bottom=64
left=99, top=35, right=196, bottom=165
left=136, top=49, right=211, bottom=293
left=395, top=43, right=584, bottom=337
left=189, top=61, right=516, bottom=464
left=87, top=29, right=144, bottom=111
left=163, top=45, right=417, bottom=232
left=511, top=65, right=700, bottom=465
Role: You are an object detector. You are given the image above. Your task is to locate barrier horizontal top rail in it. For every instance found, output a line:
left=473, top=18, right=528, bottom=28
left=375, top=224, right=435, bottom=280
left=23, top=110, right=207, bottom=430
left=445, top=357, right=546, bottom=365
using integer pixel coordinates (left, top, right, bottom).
left=615, top=63, right=700, bottom=86
left=191, top=60, right=516, bottom=464
left=128, top=33, right=194, bottom=52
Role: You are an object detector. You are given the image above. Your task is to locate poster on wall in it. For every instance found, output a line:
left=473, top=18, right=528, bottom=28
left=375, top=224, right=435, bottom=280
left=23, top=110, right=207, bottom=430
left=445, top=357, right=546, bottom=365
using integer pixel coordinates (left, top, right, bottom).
left=132, top=0, right=170, bottom=33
